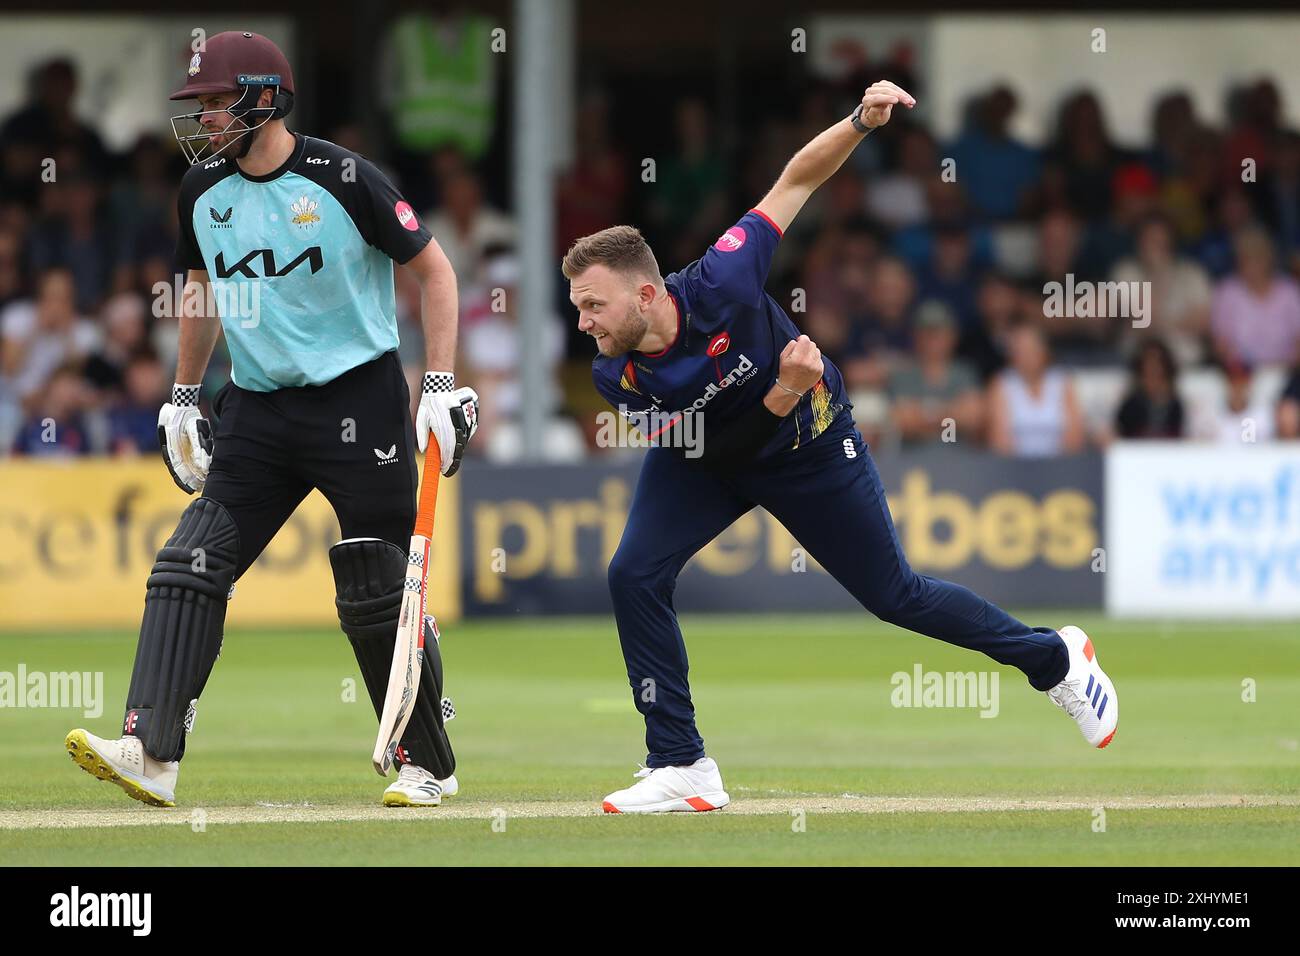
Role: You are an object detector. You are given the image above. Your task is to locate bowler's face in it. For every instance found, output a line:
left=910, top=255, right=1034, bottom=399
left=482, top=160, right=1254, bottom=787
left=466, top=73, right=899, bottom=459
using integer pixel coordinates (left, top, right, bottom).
left=569, top=265, right=647, bottom=357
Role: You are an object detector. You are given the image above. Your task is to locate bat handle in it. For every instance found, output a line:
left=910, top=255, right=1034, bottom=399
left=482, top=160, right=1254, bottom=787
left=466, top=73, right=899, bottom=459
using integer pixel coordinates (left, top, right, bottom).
left=414, top=437, right=441, bottom=539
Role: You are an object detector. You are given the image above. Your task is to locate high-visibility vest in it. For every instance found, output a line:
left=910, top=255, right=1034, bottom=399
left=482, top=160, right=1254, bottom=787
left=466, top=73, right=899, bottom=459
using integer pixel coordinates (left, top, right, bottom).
left=390, top=14, right=496, bottom=157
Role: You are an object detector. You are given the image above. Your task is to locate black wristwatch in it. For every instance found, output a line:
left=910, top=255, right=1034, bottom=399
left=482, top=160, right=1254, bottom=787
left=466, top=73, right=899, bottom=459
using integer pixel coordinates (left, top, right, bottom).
left=850, top=104, right=874, bottom=135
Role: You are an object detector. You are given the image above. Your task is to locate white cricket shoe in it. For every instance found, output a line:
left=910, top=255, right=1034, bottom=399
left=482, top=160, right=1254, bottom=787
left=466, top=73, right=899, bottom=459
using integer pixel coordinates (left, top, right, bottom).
left=1047, top=625, right=1118, bottom=749
left=439, top=773, right=459, bottom=798
left=65, top=728, right=179, bottom=807
left=602, top=756, right=730, bottom=813
left=382, top=764, right=457, bottom=807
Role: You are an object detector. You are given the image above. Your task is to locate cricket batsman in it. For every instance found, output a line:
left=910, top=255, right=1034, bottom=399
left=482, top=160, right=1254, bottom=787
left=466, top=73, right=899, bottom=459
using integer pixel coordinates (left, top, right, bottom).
left=65, top=31, right=477, bottom=808
left=564, top=81, right=1118, bottom=813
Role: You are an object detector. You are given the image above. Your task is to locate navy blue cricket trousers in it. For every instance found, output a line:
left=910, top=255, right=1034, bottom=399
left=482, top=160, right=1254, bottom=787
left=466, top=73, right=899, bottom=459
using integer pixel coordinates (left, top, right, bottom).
left=607, top=416, right=1070, bottom=767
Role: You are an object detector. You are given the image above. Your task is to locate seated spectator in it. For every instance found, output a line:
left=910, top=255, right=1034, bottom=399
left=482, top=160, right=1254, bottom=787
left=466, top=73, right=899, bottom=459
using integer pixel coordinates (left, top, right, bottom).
left=648, top=98, right=728, bottom=241
left=1211, top=227, right=1300, bottom=368
left=1114, top=340, right=1184, bottom=439
left=83, top=292, right=149, bottom=395
left=1033, top=208, right=1118, bottom=358
left=1084, top=161, right=1158, bottom=271
left=460, top=251, right=565, bottom=459
left=0, top=58, right=110, bottom=208
left=11, top=363, right=94, bottom=456
left=106, top=348, right=165, bottom=455
left=1043, top=90, right=1125, bottom=222
left=111, top=138, right=183, bottom=295
left=802, top=218, right=881, bottom=323
left=1147, top=90, right=1201, bottom=178
left=1256, top=130, right=1300, bottom=273
left=1194, top=186, right=1258, bottom=278
left=855, top=255, right=916, bottom=353
left=1191, top=361, right=1276, bottom=444
left=893, top=179, right=994, bottom=272
left=888, top=301, right=983, bottom=446
left=914, top=220, right=983, bottom=333
left=866, top=126, right=935, bottom=228
left=840, top=255, right=915, bottom=394
left=1221, top=79, right=1281, bottom=186
left=1111, top=212, right=1212, bottom=365
left=0, top=267, right=98, bottom=405
left=988, top=321, right=1086, bottom=457
left=947, top=85, right=1040, bottom=221
left=1278, top=364, right=1300, bottom=439
left=26, top=172, right=113, bottom=313
left=424, top=169, right=516, bottom=284
left=959, top=272, right=1024, bottom=381
left=1159, top=129, right=1221, bottom=245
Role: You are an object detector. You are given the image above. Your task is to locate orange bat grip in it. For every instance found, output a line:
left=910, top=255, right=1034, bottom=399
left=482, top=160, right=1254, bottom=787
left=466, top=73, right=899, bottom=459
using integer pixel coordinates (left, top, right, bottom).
left=413, top=437, right=441, bottom=539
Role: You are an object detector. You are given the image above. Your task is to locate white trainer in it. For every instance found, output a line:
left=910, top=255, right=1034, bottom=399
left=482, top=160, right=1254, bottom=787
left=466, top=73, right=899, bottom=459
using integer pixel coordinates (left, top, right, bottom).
left=1046, top=625, right=1118, bottom=749
left=602, top=757, right=730, bottom=813
left=383, top=764, right=455, bottom=807
left=65, top=728, right=179, bottom=807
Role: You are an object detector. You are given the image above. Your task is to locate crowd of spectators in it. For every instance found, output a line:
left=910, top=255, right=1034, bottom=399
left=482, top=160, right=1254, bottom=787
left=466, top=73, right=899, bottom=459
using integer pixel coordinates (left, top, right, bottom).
left=3, top=50, right=1300, bottom=462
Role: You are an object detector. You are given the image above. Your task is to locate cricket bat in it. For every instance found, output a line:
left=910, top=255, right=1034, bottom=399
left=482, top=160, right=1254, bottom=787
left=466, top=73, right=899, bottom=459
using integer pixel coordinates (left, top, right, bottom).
left=372, top=437, right=441, bottom=775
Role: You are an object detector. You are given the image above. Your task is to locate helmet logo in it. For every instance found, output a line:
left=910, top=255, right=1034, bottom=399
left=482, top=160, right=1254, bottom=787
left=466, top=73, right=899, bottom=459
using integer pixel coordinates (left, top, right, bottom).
left=188, top=54, right=202, bottom=76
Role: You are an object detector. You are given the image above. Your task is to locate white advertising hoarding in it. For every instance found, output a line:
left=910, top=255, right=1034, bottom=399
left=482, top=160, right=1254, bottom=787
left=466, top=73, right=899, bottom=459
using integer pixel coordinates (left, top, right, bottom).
left=1106, top=443, right=1300, bottom=617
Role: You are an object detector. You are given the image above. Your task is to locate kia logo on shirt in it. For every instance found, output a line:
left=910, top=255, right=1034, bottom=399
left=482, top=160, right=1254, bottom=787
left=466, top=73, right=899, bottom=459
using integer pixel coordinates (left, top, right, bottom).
left=707, top=332, right=731, bottom=357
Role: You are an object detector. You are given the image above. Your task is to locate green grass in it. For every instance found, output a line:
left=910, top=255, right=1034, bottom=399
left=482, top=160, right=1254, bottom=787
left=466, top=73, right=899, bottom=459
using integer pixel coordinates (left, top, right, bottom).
left=1, top=613, right=1298, bottom=865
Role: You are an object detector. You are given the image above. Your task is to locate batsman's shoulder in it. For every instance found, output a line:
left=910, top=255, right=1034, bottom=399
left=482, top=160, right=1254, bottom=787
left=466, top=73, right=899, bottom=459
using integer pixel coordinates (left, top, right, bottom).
left=178, top=152, right=238, bottom=209
left=300, top=134, right=358, bottom=164
left=299, top=135, right=386, bottom=182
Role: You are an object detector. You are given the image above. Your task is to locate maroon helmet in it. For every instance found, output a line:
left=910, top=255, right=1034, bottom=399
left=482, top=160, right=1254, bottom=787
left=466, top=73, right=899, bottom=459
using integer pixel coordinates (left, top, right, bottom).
left=168, top=31, right=295, bottom=165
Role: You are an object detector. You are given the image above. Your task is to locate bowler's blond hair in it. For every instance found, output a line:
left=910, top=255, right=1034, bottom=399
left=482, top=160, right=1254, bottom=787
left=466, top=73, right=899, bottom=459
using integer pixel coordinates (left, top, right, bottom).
left=561, top=225, right=662, bottom=285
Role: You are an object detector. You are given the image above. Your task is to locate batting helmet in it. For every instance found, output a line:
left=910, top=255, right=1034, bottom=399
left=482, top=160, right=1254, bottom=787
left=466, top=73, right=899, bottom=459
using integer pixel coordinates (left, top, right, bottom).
left=168, top=31, right=295, bottom=165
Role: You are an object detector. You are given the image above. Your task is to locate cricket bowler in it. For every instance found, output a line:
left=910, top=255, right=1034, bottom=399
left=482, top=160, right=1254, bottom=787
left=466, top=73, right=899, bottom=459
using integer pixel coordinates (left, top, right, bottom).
left=65, top=31, right=477, bottom=808
left=564, top=81, right=1118, bottom=813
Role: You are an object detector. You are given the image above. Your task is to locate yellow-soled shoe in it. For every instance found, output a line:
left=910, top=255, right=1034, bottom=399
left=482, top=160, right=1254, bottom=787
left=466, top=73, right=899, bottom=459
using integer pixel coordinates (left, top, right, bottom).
left=382, top=764, right=446, bottom=807
left=65, top=729, right=178, bottom=807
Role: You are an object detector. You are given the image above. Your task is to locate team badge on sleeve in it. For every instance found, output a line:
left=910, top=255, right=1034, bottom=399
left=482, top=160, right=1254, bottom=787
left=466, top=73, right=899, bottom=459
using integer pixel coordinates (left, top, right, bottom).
left=620, top=359, right=641, bottom=395
left=394, top=201, right=419, bottom=231
left=714, top=226, right=746, bottom=252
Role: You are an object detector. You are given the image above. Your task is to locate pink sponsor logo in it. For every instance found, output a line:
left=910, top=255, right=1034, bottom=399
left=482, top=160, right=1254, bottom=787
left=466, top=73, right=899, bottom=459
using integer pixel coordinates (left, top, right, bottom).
left=714, top=226, right=746, bottom=252
left=394, top=201, right=419, bottom=231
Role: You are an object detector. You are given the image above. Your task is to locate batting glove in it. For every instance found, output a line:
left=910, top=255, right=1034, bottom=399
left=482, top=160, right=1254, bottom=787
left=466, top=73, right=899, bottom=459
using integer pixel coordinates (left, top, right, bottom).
left=415, top=372, right=479, bottom=477
left=157, top=383, right=213, bottom=494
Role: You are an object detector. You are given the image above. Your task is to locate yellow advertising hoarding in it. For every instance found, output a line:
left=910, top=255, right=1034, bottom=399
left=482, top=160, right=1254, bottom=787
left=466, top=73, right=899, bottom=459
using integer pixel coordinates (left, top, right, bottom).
left=0, top=460, right=460, bottom=629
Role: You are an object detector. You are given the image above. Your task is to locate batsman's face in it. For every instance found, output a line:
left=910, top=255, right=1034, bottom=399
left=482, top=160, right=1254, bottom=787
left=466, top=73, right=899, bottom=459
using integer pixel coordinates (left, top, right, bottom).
left=195, top=93, right=248, bottom=151
left=570, top=265, right=649, bottom=357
